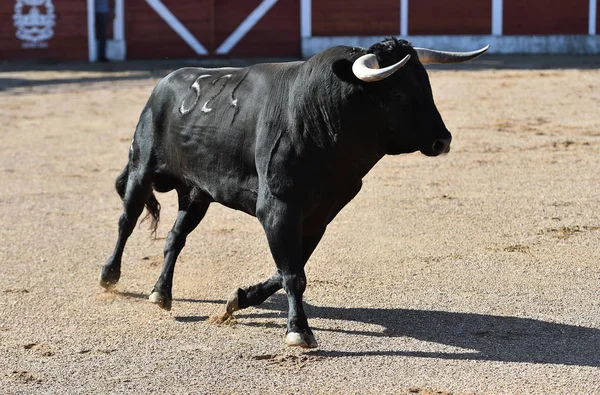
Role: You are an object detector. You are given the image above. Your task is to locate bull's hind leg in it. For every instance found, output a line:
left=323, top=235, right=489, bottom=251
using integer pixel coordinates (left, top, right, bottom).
left=225, top=231, right=325, bottom=315
left=149, top=190, right=210, bottom=310
left=100, top=168, right=154, bottom=288
left=225, top=272, right=282, bottom=314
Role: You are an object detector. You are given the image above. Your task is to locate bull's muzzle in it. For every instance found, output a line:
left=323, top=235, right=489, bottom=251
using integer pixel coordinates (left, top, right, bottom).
left=423, top=136, right=452, bottom=156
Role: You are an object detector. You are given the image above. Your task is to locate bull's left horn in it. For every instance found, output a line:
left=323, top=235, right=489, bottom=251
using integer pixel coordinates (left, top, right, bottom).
left=352, top=53, right=411, bottom=82
left=415, top=45, right=490, bottom=65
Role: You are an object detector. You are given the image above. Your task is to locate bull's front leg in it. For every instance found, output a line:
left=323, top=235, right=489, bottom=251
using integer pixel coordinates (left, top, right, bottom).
left=256, top=197, right=317, bottom=348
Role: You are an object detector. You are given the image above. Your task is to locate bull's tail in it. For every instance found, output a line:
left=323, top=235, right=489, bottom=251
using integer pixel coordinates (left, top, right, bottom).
left=142, top=192, right=161, bottom=237
left=115, top=162, right=161, bottom=237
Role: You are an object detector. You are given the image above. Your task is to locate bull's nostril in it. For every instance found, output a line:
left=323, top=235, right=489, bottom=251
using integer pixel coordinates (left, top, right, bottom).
left=432, top=140, right=448, bottom=154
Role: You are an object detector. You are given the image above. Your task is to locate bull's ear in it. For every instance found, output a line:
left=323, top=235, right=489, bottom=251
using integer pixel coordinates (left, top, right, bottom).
left=332, top=59, right=357, bottom=82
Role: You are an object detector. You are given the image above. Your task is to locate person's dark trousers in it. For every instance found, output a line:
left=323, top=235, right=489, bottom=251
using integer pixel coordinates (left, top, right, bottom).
left=95, top=12, right=109, bottom=61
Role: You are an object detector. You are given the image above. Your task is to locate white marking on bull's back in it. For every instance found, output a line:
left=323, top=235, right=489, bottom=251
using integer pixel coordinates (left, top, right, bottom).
left=180, top=101, right=192, bottom=114
left=200, top=74, right=233, bottom=113
left=130, top=135, right=135, bottom=152
left=201, top=101, right=212, bottom=113
left=192, top=75, right=212, bottom=94
left=180, top=75, right=212, bottom=114
left=181, top=73, right=233, bottom=115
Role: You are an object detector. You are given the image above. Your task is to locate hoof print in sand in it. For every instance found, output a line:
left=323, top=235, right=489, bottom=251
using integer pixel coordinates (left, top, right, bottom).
left=7, top=370, right=41, bottom=384
left=24, top=342, right=56, bottom=357
left=141, top=255, right=162, bottom=266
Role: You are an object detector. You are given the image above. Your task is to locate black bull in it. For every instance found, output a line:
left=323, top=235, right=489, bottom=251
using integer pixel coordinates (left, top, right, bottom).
left=100, top=38, right=488, bottom=348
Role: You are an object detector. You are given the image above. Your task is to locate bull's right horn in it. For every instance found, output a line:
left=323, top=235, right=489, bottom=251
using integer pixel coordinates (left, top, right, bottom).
left=415, top=45, right=490, bottom=65
left=352, top=53, right=411, bottom=82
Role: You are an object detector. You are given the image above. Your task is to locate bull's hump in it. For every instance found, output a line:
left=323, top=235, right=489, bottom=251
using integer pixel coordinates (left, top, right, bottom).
left=179, top=68, right=244, bottom=116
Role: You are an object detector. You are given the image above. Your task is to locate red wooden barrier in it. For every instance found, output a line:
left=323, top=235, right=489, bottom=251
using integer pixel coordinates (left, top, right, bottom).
left=312, top=0, right=400, bottom=36
left=1, top=0, right=598, bottom=61
left=409, top=0, right=491, bottom=35
left=503, top=0, right=589, bottom=35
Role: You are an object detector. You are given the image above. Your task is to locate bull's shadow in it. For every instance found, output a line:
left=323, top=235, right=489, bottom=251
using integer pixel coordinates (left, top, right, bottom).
left=183, top=293, right=599, bottom=367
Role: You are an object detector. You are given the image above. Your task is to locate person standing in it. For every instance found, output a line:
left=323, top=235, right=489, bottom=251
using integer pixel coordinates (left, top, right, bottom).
left=95, top=0, right=110, bottom=62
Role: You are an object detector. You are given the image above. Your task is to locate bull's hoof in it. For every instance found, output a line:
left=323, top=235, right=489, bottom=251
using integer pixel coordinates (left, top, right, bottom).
left=98, top=270, right=120, bottom=289
left=149, top=291, right=172, bottom=311
left=285, top=331, right=318, bottom=349
left=226, top=289, right=242, bottom=315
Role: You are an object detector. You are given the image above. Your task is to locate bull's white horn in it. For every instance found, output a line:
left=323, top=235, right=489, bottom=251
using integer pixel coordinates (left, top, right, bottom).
left=352, top=53, right=411, bottom=82
left=415, top=45, right=490, bottom=65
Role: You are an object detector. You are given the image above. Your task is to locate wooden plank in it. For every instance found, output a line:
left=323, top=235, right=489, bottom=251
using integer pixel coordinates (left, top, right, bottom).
left=504, top=0, right=588, bottom=34
left=409, top=0, right=491, bottom=35
left=312, top=0, right=400, bottom=36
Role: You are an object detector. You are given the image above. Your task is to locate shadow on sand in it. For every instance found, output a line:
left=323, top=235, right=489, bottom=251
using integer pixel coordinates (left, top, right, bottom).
left=0, top=74, right=154, bottom=92
left=3, top=54, right=600, bottom=92
left=174, top=293, right=599, bottom=367
left=0, top=58, right=291, bottom=92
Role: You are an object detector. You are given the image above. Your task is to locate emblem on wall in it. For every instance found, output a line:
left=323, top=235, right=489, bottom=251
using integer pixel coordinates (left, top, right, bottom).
left=13, top=0, right=56, bottom=48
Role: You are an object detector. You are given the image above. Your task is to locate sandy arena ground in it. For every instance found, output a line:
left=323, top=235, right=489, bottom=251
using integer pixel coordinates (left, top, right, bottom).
left=1, top=56, right=599, bottom=394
